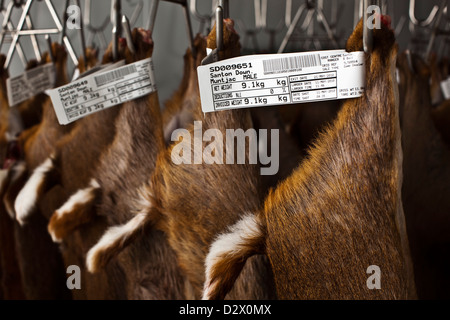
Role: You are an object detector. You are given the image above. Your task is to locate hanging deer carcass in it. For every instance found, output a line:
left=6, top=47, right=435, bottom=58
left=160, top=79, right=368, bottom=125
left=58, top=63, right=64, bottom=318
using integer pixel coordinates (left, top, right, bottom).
left=202, top=16, right=416, bottom=300
left=85, top=19, right=276, bottom=300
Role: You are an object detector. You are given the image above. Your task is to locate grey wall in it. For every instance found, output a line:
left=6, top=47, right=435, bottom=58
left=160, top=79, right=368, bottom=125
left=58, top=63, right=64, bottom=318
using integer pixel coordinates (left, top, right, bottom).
left=1, top=0, right=447, bottom=106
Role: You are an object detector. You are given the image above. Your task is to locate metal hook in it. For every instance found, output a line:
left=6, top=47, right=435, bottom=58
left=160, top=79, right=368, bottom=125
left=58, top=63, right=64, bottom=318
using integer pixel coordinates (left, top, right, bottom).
left=112, top=26, right=119, bottom=61
left=146, top=1, right=196, bottom=57
left=425, top=0, right=447, bottom=62
left=278, top=3, right=306, bottom=53
left=44, top=0, right=78, bottom=65
left=84, top=0, right=109, bottom=50
left=259, top=0, right=268, bottom=30
left=181, top=2, right=197, bottom=58
left=73, top=0, right=87, bottom=67
left=25, top=14, right=41, bottom=62
left=279, top=0, right=338, bottom=53
left=353, top=0, right=363, bottom=28
left=4, top=0, right=32, bottom=68
left=409, top=0, right=439, bottom=27
left=112, top=0, right=122, bottom=61
left=190, top=0, right=214, bottom=34
left=121, top=15, right=135, bottom=55
left=201, top=5, right=223, bottom=65
left=60, top=0, right=69, bottom=45
left=285, top=0, right=293, bottom=28
left=129, top=0, right=143, bottom=26
left=0, top=1, right=16, bottom=50
left=315, top=1, right=338, bottom=48
left=219, top=0, right=228, bottom=20
left=146, top=0, right=159, bottom=32
left=363, top=0, right=373, bottom=53
left=0, top=4, right=27, bottom=67
left=236, top=0, right=263, bottom=53
left=216, top=5, right=224, bottom=51
left=45, top=34, right=55, bottom=63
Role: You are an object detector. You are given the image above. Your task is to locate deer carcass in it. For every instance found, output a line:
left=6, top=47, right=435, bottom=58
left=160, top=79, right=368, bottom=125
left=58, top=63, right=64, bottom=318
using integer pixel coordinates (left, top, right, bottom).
left=397, top=52, right=450, bottom=299
left=45, top=28, right=189, bottom=299
left=202, top=16, right=416, bottom=300
left=85, top=19, right=276, bottom=300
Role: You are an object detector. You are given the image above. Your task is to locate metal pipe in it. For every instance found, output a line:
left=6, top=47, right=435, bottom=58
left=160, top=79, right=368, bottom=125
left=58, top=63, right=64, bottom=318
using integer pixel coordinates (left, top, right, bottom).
left=0, top=1, right=14, bottom=49
left=316, top=5, right=339, bottom=48
left=146, top=0, right=160, bottom=32
left=363, top=0, right=373, bottom=53
left=219, top=0, right=228, bottom=19
left=426, top=0, right=447, bottom=61
left=278, top=3, right=307, bottom=53
left=130, top=0, right=143, bottom=26
left=182, top=3, right=196, bottom=57
left=5, top=0, right=32, bottom=68
left=216, top=5, right=223, bottom=51
left=46, top=34, right=55, bottom=63
left=25, top=14, right=41, bottom=62
left=75, top=0, right=87, bottom=66
left=60, top=0, right=69, bottom=44
left=409, top=0, right=439, bottom=27
left=122, top=15, right=135, bottom=54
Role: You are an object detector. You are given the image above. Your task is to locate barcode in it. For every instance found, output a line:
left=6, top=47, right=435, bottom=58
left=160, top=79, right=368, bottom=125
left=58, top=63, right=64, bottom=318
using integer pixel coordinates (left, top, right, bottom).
left=262, top=54, right=321, bottom=74
left=26, top=64, right=49, bottom=80
left=94, top=64, right=137, bottom=87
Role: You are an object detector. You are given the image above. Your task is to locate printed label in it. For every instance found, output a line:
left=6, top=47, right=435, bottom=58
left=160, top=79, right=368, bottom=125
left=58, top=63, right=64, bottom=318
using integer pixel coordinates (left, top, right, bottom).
left=48, top=58, right=156, bottom=125
left=440, top=77, right=450, bottom=100
left=197, top=50, right=365, bottom=112
left=7, top=63, right=56, bottom=107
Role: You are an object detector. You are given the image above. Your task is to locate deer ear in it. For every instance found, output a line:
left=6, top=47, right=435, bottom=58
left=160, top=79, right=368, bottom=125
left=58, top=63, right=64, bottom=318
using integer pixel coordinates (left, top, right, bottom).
left=202, top=214, right=266, bottom=300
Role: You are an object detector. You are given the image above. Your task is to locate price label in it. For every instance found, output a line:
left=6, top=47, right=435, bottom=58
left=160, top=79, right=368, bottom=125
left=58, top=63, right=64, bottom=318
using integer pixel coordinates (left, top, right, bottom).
left=7, top=62, right=55, bottom=107
left=48, top=58, right=157, bottom=125
left=197, top=49, right=365, bottom=112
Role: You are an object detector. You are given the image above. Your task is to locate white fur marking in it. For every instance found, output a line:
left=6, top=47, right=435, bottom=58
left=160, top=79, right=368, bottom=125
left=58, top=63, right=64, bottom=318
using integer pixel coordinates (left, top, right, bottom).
left=48, top=179, right=100, bottom=243
left=86, top=212, right=148, bottom=273
left=202, top=214, right=261, bottom=300
left=54, top=179, right=100, bottom=219
left=15, top=157, right=53, bottom=225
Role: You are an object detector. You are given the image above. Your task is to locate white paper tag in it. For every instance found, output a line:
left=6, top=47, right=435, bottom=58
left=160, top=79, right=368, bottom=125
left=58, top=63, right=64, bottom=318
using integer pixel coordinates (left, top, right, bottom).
left=7, top=62, right=56, bottom=107
left=197, top=49, right=365, bottom=112
left=440, top=77, right=450, bottom=100
left=48, top=58, right=157, bottom=125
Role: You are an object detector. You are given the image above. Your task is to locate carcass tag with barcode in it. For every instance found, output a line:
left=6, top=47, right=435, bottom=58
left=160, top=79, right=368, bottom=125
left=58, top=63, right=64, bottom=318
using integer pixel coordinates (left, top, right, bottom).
left=197, top=49, right=365, bottom=112
left=7, top=62, right=55, bottom=107
left=48, top=57, right=156, bottom=125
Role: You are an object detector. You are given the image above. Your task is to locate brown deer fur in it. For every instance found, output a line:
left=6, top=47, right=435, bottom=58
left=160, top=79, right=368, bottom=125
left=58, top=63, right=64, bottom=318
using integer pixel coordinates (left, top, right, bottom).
left=203, top=17, right=416, bottom=300
left=87, top=19, right=276, bottom=300
left=0, top=55, right=26, bottom=300
left=397, top=52, right=450, bottom=299
left=0, top=46, right=73, bottom=300
left=162, top=35, right=208, bottom=145
left=431, top=99, right=450, bottom=149
left=278, top=100, right=342, bottom=153
left=55, top=29, right=188, bottom=299
left=4, top=45, right=97, bottom=300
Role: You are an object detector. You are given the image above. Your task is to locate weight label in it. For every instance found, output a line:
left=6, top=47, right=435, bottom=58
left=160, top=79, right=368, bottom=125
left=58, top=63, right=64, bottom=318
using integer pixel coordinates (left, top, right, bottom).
left=48, top=58, right=156, bottom=125
left=7, top=62, right=55, bottom=107
left=197, top=50, right=365, bottom=112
